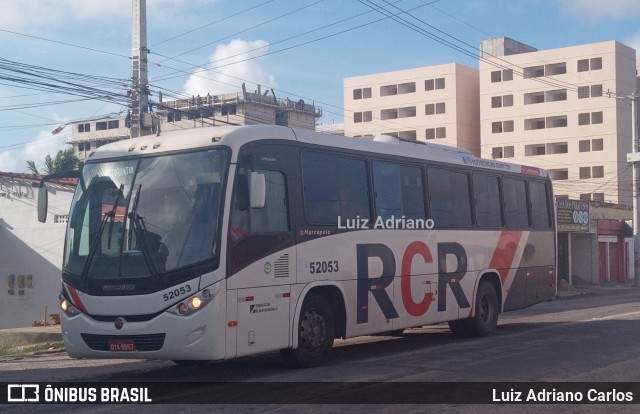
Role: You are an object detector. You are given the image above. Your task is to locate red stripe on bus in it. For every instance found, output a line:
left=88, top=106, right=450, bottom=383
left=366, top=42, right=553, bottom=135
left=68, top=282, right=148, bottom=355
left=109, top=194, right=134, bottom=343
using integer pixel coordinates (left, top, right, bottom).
left=489, top=231, right=523, bottom=284
left=66, top=285, right=88, bottom=314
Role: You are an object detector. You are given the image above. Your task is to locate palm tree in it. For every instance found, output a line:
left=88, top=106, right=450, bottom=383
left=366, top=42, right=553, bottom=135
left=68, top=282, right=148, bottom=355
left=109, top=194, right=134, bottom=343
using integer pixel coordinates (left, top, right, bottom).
left=26, top=148, right=79, bottom=175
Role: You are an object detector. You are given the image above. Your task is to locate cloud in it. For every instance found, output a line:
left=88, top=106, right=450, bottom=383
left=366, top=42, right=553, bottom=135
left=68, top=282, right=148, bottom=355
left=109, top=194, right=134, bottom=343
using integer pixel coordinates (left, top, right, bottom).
left=0, top=130, right=69, bottom=173
left=557, top=0, right=640, bottom=21
left=183, top=39, right=276, bottom=96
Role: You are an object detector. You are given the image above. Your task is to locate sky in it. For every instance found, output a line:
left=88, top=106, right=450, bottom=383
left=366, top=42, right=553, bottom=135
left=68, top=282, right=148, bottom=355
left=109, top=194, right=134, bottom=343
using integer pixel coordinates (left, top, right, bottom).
left=1, top=0, right=640, bottom=173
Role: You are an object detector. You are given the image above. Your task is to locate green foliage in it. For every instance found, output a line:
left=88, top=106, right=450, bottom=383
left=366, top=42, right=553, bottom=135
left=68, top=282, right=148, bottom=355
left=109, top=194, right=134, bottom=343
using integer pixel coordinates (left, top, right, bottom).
left=26, top=147, right=79, bottom=175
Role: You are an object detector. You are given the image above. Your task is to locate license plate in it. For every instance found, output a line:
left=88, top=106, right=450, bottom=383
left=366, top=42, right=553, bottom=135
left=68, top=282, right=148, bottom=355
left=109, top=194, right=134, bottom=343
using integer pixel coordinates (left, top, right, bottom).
left=108, top=339, right=137, bottom=352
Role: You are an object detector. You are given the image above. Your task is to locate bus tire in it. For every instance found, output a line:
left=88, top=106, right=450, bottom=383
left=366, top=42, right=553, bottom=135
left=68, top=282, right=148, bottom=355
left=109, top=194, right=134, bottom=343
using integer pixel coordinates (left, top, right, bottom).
left=281, top=294, right=335, bottom=368
left=448, top=281, right=499, bottom=337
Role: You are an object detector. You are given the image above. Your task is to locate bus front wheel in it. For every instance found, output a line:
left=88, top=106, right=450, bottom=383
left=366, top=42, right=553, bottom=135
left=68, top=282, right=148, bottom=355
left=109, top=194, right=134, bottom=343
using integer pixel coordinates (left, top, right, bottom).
left=281, top=294, right=335, bottom=368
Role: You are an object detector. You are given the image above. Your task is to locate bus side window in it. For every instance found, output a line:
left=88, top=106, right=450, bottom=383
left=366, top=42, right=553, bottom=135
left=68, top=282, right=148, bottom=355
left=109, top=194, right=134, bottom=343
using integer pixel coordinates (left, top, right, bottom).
left=503, top=177, right=529, bottom=228
left=427, top=167, right=472, bottom=227
left=373, top=161, right=425, bottom=221
left=529, top=181, right=551, bottom=228
left=473, top=173, right=503, bottom=228
left=302, top=151, right=370, bottom=226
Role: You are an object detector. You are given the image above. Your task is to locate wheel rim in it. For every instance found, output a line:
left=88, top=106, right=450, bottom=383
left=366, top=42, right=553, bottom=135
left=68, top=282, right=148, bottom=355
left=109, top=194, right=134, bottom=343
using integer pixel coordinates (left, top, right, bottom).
left=300, top=309, right=326, bottom=348
left=479, top=295, right=491, bottom=323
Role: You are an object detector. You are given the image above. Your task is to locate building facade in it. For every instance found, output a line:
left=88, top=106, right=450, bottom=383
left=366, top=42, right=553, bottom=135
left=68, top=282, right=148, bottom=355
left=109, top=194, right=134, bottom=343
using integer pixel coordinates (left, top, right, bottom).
left=480, top=38, right=637, bottom=205
left=70, top=115, right=129, bottom=162
left=0, top=173, right=75, bottom=328
left=343, top=63, right=481, bottom=155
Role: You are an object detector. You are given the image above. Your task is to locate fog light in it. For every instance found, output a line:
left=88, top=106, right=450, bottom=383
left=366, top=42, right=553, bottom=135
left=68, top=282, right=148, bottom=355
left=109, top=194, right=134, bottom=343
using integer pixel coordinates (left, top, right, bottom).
left=189, top=296, right=203, bottom=309
left=177, top=303, right=188, bottom=315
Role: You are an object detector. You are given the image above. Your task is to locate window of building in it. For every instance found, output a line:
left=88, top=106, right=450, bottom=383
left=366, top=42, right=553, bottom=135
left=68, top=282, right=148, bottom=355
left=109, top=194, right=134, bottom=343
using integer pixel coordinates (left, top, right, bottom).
left=492, top=147, right=503, bottom=158
left=579, top=140, right=591, bottom=152
left=580, top=193, right=591, bottom=201
left=435, top=102, right=445, bottom=114
left=503, top=177, right=529, bottom=228
left=96, top=121, right=107, bottom=131
left=492, top=120, right=514, bottom=134
left=362, top=111, right=372, bottom=122
left=427, top=168, right=472, bottom=227
left=381, top=108, right=398, bottom=120
left=590, top=57, right=603, bottom=70
left=591, top=111, right=603, bottom=124
left=577, top=59, right=589, bottom=72
left=398, top=130, right=417, bottom=141
left=491, top=146, right=514, bottom=159
left=546, top=89, right=567, bottom=102
left=578, top=57, right=603, bottom=72
left=579, top=167, right=591, bottom=179
left=373, top=162, right=425, bottom=220
left=524, top=65, right=545, bottom=78
left=353, top=87, right=372, bottom=99
left=578, top=86, right=590, bottom=99
left=398, top=82, right=416, bottom=94
left=426, top=127, right=446, bottom=140
left=473, top=174, right=503, bottom=227
left=547, top=142, right=568, bottom=154
left=592, top=166, right=604, bottom=178
left=354, top=112, right=363, bottom=123
left=504, top=146, right=514, bottom=157
left=398, top=106, right=416, bottom=118
left=524, top=118, right=546, bottom=130
left=592, top=192, right=604, bottom=201
left=353, top=89, right=362, bottom=100
left=578, top=113, right=590, bottom=125
left=107, top=120, right=119, bottom=129
left=524, top=91, right=545, bottom=105
left=302, top=152, right=370, bottom=225
left=592, top=138, right=604, bottom=151
left=380, top=84, right=398, bottom=96
left=545, top=62, right=567, bottom=76
left=547, top=115, right=567, bottom=128
left=548, top=169, right=568, bottom=180
left=591, top=84, right=603, bottom=97
left=492, top=94, right=514, bottom=107
left=426, top=77, right=445, bottom=90
left=436, top=127, right=446, bottom=138
left=77, top=123, right=90, bottom=133
left=491, top=69, right=513, bottom=82
left=525, top=144, right=546, bottom=156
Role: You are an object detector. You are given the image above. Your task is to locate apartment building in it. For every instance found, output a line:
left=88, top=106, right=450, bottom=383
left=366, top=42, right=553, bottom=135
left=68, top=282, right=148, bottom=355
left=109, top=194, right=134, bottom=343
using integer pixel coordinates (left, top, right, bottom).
left=70, top=115, right=129, bottom=162
left=480, top=38, right=637, bottom=205
left=343, top=63, right=480, bottom=155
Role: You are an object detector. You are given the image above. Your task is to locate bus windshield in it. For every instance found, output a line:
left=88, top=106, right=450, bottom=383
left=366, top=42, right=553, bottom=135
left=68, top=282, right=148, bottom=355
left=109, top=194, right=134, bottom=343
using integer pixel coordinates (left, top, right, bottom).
left=63, top=149, right=229, bottom=287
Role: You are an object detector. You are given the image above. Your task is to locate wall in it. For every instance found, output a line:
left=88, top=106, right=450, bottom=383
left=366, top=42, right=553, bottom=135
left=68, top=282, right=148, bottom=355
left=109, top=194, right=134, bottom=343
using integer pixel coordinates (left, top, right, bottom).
left=0, top=177, right=73, bottom=328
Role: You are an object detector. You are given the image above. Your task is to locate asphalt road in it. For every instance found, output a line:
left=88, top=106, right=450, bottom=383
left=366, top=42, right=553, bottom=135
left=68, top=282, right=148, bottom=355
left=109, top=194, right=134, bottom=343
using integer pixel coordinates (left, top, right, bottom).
left=2, top=287, right=640, bottom=413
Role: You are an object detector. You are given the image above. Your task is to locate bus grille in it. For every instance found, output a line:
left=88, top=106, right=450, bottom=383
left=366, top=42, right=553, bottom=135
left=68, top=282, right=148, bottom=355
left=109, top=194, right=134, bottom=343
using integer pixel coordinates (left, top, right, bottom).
left=81, top=333, right=166, bottom=352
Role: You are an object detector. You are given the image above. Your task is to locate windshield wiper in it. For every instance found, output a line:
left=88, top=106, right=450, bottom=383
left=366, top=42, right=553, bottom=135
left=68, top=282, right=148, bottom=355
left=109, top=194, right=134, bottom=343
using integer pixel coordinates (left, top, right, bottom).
left=82, top=183, right=124, bottom=278
left=127, top=184, right=159, bottom=278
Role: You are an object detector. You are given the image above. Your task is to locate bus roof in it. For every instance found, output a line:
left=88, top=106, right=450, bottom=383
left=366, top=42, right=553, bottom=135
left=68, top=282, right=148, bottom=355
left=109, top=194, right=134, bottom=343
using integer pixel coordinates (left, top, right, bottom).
left=86, top=124, right=548, bottom=178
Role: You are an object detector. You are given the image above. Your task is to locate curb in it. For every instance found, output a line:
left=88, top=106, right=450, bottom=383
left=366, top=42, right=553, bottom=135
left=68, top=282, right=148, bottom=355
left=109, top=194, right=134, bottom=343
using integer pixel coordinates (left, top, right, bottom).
left=0, top=326, right=62, bottom=350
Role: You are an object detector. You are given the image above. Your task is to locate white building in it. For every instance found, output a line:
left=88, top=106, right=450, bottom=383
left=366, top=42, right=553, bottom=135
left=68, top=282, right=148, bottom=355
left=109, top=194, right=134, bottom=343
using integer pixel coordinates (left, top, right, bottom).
left=480, top=38, right=637, bottom=205
left=343, top=63, right=481, bottom=155
left=0, top=173, right=75, bottom=328
left=70, top=115, right=129, bottom=162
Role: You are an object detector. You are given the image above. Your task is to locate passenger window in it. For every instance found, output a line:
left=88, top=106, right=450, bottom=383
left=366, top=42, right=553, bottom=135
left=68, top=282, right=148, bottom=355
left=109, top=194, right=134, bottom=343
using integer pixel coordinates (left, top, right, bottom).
left=302, top=152, right=370, bottom=225
left=427, top=168, right=472, bottom=227
left=503, top=177, right=529, bottom=228
left=473, top=174, right=503, bottom=227
left=373, top=162, right=425, bottom=220
left=529, top=181, right=551, bottom=228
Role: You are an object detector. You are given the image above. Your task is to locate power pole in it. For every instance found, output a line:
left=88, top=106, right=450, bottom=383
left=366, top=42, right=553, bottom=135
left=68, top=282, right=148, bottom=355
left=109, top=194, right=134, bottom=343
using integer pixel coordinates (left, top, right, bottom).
left=131, top=0, right=149, bottom=138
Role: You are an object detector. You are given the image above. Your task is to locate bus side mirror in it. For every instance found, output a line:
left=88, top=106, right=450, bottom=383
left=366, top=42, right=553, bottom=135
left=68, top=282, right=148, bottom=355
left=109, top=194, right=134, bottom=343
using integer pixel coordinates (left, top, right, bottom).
left=250, top=172, right=266, bottom=209
left=38, top=186, right=48, bottom=223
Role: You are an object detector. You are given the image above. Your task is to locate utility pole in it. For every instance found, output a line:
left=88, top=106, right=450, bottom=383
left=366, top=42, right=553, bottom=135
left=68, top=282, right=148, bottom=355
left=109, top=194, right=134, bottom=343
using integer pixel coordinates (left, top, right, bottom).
left=131, top=0, right=149, bottom=138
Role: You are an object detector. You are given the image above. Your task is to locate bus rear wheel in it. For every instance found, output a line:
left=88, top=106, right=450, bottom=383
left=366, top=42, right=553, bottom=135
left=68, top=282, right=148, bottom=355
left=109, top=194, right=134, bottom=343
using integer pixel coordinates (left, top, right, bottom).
left=281, top=294, right=335, bottom=368
left=448, top=281, right=499, bottom=337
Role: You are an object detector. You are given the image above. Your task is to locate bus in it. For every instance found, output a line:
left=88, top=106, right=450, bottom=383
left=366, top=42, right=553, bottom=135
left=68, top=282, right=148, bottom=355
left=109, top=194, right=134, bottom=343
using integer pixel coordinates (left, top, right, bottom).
left=38, top=124, right=556, bottom=367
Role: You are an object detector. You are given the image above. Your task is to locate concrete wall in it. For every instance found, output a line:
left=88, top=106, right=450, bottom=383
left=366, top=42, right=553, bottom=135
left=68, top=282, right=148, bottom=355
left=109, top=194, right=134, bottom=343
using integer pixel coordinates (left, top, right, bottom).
left=570, top=233, right=598, bottom=284
left=0, top=178, right=73, bottom=328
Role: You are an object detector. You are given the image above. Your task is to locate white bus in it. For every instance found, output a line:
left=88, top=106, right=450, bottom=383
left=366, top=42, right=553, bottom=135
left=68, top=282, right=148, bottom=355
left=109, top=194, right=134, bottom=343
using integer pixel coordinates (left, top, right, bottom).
left=39, top=124, right=556, bottom=367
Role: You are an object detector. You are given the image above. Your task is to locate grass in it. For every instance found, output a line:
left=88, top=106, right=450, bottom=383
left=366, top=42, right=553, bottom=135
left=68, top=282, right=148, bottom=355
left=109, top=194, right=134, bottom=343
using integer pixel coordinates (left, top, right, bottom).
left=0, top=341, right=65, bottom=357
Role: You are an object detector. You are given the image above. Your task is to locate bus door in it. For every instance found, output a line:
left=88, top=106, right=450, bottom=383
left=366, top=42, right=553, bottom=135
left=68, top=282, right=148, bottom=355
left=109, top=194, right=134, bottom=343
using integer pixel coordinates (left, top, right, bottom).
left=227, top=143, right=299, bottom=356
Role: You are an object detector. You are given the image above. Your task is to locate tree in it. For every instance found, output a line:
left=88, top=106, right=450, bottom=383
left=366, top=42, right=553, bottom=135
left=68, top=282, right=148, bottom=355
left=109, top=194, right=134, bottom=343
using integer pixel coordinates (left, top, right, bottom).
left=26, top=148, right=79, bottom=175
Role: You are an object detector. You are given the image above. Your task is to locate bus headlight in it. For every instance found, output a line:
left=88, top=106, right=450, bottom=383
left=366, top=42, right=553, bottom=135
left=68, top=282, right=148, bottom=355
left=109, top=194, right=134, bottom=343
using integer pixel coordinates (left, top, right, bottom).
left=168, top=288, right=214, bottom=317
left=60, top=298, right=81, bottom=317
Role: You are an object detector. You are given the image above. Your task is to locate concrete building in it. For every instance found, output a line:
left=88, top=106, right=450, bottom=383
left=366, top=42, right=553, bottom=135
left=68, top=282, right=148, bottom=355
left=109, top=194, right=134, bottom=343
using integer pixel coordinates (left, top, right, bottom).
left=70, top=115, right=129, bottom=162
left=343, top=63, right=481, bottom=155
left=0, top=172, right=75, bottom=328
left=155, top=88, right=322, bottom=133
left=480, top=37, right=637, bottom=206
